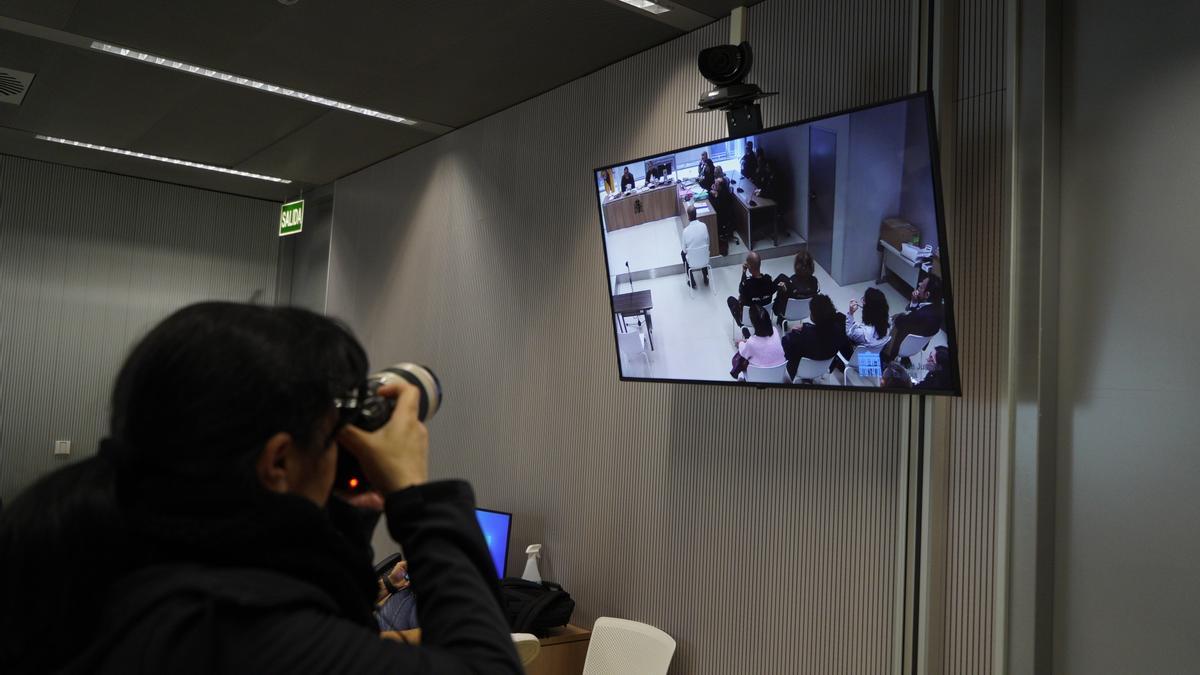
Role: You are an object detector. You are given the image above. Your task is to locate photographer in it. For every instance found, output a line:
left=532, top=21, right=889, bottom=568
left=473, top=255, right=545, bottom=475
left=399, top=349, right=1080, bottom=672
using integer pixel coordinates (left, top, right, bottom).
left=0, top=302, right=520, bottom=674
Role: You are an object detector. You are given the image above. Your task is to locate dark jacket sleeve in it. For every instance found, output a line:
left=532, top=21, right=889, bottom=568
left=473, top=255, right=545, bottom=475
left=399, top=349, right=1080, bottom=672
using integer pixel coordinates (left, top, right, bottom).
left=228, top=481, right=522, bottom=675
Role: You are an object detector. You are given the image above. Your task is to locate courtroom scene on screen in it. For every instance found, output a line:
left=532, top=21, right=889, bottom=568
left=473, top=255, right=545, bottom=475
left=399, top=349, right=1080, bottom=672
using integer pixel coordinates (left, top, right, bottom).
left=595, top=95, right=959, bottom=392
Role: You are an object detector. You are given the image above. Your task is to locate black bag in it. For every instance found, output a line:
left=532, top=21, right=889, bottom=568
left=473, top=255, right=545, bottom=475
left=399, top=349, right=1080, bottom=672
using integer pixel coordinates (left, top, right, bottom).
left=499, top=578, right=575, bottom=636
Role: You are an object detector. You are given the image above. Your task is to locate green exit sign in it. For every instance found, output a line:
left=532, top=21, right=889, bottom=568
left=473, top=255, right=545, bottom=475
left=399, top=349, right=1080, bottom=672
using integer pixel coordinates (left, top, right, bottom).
left=279, top=199, right=304, bottom=237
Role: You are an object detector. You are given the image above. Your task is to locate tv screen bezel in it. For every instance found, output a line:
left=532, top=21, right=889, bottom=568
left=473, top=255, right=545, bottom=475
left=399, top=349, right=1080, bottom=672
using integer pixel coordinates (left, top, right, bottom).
left=592, top=90, right=962, bottom=396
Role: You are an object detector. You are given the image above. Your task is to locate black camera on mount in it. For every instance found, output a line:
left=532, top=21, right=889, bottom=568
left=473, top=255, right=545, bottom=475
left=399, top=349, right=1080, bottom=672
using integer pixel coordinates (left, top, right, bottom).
left=690, top=41, right=777, bottom=136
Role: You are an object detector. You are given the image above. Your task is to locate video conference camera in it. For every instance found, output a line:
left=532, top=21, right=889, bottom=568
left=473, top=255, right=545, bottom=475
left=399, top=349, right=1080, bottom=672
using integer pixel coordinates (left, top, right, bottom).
left=335, top=363, right=442, bottom=494
left=689, top=41, right=777, bottom=136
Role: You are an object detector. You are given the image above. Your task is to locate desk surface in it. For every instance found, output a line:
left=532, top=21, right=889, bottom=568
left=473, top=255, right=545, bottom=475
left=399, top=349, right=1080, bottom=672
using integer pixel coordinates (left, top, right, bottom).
left=732, top=176, right=777, bottom=210
left=612, top=290, right=652, bottom=314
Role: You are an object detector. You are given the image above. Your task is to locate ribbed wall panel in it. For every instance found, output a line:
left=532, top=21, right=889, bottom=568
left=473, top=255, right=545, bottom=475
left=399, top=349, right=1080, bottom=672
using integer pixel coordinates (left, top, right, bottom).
left=329, top=4, right=917, bottom=674
left=0, top=155, right=280, bottom=500
left=938, top=0, right=1008, bottom=670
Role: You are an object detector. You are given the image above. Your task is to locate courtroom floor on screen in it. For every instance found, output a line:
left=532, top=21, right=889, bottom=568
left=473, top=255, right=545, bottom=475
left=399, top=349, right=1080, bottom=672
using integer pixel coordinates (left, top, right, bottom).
left=615, top=255, right=949, bottom=384
left=604, top=215, right=807, bottom=278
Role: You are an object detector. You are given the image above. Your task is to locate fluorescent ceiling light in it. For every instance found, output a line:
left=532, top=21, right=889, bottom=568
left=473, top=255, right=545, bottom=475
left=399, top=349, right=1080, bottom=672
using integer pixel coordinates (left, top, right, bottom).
left=619, top=0, right=671, bottom=14
left=36, top=135, right=292, bottom=184
left=89, top=40, right=419, bottom=126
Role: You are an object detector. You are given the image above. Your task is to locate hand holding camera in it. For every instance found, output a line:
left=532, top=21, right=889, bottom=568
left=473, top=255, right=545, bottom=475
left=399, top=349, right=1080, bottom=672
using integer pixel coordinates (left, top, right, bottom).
left=338, top=381, right=429, bottom=494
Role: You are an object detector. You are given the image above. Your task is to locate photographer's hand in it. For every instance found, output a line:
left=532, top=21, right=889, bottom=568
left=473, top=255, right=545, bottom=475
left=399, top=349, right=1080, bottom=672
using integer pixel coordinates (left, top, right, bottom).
left=338, top=382, right=429, bottom=494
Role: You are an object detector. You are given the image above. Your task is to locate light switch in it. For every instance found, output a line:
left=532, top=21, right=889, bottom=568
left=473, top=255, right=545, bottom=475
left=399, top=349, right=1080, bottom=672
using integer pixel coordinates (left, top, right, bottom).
left=54, top=440, right=71, bottom=456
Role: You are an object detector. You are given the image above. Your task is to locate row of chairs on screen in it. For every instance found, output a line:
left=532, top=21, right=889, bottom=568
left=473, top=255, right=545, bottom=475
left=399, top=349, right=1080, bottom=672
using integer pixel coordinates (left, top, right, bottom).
left=740, top=332, right=934, bottom=386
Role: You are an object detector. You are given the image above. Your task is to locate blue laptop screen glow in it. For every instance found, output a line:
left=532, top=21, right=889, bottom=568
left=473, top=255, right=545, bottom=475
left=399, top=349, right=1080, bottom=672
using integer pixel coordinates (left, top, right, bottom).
left=475, top=508, right=512, bottom=578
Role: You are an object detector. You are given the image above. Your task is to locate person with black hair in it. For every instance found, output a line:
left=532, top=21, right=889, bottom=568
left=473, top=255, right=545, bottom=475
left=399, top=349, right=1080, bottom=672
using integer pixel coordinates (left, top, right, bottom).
left=620, top=166, right=636, bottom=192
left=844, top=287, right=892, bottom=358
left=881, top=362, right=914, bottom=388
left=0, top=302, right=521, bottom=675
left=916, top=345, right=956, bottom=390
left=886, top=273, right=946, bottom=361
left=781, top=294, right=848, bottom=380
left=697, top=151, right=716, bottom=191
left=735, top=305, right=786, bottom=368
left=741, top=140, right=759, bottom=183
left=772, top=249, right=820, bottom=324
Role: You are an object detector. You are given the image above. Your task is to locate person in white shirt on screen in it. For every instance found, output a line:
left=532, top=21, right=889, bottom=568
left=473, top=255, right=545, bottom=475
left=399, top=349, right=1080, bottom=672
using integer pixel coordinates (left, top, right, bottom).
left=844, top=287, right=892, bottom=358
left=680, top=205, right=710, bottom=288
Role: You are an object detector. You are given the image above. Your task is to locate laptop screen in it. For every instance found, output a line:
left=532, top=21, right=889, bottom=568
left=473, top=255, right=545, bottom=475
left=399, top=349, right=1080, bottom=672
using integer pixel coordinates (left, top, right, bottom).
left=474, top=507, right=512, bottom=578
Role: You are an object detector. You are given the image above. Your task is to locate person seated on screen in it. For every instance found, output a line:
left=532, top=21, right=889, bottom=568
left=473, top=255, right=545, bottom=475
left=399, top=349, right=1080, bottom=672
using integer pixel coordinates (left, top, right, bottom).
left=880, top=362, right=914, bottom=388
left=710, top=174, right=737, bottom=254
left=753, top=158, right=777, bottom=199
left=741, top=140, right=759, bottom=183
left=915, top=346, right=955, bottom=391
left=727, top=252, right=778, bottom=332
left=843, top=287, right=892, bottom=361
left=697, top=151, right=716, bottom=190
left=772, top=249, right=820, bottom=324
left=885, top=274, right=946, bottom=362
left=781, top=294, right=848, bottom=380
left=620, top=166, right=636, bottom=192
left=680, top=205, right=711, bottom=288
left=644, top=163, right=663, bottom=186
left=736, top=305, right=787, bottom=369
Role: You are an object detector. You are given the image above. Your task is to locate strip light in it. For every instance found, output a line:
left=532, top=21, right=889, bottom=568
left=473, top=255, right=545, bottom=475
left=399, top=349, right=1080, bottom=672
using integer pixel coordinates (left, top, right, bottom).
left=90, top=40, right=419, bottom=126
left=36, top=135, right=292, bottom=184
left=619, top=0, right=671, bottom=14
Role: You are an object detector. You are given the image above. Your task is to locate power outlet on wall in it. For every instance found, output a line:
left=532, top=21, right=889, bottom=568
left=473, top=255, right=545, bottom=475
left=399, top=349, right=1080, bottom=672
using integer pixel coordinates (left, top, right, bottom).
left=54, top=440, right=71, bottom=456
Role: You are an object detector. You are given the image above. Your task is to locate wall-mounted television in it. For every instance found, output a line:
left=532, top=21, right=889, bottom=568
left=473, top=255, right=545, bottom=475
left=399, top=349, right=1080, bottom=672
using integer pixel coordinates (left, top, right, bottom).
left=594, top=92, right=960, bottom=394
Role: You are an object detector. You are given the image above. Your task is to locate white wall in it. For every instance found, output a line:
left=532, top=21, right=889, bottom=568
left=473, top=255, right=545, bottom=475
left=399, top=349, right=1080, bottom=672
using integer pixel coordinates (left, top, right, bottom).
left=1055, top=0, right=1200, bottom=672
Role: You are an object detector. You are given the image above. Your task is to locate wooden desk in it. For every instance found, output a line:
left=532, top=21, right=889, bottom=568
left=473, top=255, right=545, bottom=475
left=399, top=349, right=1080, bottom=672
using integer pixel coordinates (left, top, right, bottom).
left=602, top=183, right=678, bottom=231
left=731, top=176, right=779, bottom=249
left=526, top=625, right=591, bottom=675
left=612, top=290, right=654, bottom=349
left=675, top=184, right=720, bottom=257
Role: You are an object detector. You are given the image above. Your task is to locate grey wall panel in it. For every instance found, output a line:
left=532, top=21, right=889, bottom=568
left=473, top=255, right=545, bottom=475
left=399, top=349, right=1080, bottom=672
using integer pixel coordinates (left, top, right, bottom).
left=331, top=4, right=915, bottom=674
left=330, top=1, right=1011, bottom=673
left=0, top=155, right=280, bottom=501
left=1055, top=1, right=1200, bottom=672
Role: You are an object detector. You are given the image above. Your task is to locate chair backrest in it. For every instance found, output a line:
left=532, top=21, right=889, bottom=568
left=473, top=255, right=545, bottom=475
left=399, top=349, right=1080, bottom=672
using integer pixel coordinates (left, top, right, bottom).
left=793, top=356, right=834, bottom=383
left=896, top=333, right=932, bottom=358
left=784, top=297, right=810, bottom=322
left=582, top=617, right=676, bottom=675
left=684, top=245, right=710, bottom=270
left=745, top=362, right=788, bottom=384
left=511, top=633, right=541, bottom=667
left=616, top=330, right=645, bottom=357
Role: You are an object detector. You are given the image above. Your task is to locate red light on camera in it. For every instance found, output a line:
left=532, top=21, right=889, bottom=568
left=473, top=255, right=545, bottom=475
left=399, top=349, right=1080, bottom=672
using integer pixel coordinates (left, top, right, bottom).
left=348, top=477, right=359, bottom=489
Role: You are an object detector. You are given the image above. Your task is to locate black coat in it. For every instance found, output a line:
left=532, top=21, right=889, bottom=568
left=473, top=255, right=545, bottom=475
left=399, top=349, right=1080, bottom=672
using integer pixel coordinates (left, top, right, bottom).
left=894, top=302, right=944, bottom=338
left=782, top=316, right=848, bottom=379
left=59, top=481, right=521, bottom=675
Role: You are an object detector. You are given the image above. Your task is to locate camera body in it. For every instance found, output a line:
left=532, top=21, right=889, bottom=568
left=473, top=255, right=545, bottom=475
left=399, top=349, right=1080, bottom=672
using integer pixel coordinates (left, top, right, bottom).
left=335, top=363, right=442, bottom=494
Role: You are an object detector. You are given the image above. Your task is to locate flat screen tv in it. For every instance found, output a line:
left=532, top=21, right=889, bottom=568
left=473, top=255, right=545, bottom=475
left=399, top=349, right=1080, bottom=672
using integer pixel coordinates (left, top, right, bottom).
left=594, top=92, right=960, bottom=394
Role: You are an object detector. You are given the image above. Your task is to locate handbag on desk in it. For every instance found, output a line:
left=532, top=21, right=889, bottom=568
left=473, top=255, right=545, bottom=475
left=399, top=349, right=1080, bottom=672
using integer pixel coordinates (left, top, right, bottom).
left=499, top=578, right=575, bottom=637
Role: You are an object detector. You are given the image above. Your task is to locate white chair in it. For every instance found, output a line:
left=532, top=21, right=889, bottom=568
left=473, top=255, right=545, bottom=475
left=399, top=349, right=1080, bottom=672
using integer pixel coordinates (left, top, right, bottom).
left=683, top=245, right=710, bottom=288
left=838, top=344, right=885, bottom=386
left=616, top=330, right=649, bottom=369
left=743, top=362, right=789, bottom=384
left=783, top=297, right=810, bottom=323
left=511, top=633, right=541, bottom=667
left=895, top=333, right=932, bottom=362
left=792, top=356, right=834, bottom=384
left=582, top=617, right=676, bottom=675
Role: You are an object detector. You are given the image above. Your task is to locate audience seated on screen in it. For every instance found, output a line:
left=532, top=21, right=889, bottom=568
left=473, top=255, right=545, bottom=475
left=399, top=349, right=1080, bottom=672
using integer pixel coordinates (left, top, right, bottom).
left=881, top=362, right=914, bottom=388
left=736, top=305, right=787, bottom=368
left=843, top=287, right=892, bottom=359
left=781, top=294, right=848, bottom=380
left=886, top=274, right=946, bottom=361
left=727, top=252, right=778, bottom=330
left=916, top=346, right=955, bottom=391
left=680, top=205, right=710, bottom=287
left=772, top=249, right=820, bottom=324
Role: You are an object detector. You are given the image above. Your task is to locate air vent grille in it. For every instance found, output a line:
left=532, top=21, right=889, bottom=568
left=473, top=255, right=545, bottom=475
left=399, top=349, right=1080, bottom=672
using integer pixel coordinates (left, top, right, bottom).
left=0, top=67, right=35, bottom=105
